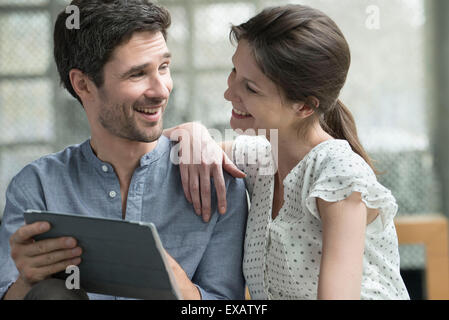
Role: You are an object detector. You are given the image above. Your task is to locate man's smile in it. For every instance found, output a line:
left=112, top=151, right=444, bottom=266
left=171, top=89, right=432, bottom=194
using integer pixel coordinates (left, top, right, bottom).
left=134, top=105, right=164, bottom=123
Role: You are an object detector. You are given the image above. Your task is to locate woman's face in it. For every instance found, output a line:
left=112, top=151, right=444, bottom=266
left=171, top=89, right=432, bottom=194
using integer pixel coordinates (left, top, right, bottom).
left=224, top=40, right=297, bottom=135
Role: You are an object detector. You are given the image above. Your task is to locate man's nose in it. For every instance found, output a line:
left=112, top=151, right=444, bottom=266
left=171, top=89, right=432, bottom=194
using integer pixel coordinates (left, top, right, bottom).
left=144, top=75, right=171, bottom=100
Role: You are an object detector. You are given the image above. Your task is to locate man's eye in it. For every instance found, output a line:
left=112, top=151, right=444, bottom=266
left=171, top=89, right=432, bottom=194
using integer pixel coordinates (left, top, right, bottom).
left=160, top=63, right=170, bottom=71
left=131, top=71, right=145, bottom=78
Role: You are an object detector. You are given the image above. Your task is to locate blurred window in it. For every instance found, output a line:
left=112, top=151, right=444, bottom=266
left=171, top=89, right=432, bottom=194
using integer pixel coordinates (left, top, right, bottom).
left=0, top=0, right=433, bottom=270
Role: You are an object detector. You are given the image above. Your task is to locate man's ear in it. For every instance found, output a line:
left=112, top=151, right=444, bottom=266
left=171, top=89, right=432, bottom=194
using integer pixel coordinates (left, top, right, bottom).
left=292, top=96, right=320, bottom=119
left=69, top=69, right=96, bottom=104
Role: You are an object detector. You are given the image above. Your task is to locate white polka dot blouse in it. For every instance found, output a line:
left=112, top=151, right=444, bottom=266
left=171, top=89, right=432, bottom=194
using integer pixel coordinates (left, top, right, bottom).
left=232, top=135, right=410, bottom=300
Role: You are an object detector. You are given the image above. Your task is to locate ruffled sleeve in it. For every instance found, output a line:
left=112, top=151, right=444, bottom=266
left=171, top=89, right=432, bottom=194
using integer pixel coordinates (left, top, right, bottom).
left=304, top=145, right=398, bottom=234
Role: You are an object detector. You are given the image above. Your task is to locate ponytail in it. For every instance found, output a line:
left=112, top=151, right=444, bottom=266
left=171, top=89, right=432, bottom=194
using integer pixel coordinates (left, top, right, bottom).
left=230, top=6, right=373, bottom=170
left=320, top=100, right=378, bottom=174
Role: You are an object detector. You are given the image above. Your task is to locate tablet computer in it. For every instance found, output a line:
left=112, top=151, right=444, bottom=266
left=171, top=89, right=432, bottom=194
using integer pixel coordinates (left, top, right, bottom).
left=24, top=209, right=182, bottom=300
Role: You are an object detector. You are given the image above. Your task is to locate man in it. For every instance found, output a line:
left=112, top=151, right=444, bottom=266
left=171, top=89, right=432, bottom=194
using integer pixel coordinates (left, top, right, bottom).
left=0, top=0, right=247, bottom=300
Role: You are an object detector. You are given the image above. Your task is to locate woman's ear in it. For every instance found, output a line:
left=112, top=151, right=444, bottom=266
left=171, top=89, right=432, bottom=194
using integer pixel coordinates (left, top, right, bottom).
left=293, top=96, right=320, bottom=119
left=69, top=69, right=95, bottom=105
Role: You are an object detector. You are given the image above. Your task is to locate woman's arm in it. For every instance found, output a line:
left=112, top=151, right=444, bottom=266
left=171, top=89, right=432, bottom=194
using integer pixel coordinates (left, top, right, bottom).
left=316, top=192, right=367, bottom=300
left=163, top=122, right=245, bottom=222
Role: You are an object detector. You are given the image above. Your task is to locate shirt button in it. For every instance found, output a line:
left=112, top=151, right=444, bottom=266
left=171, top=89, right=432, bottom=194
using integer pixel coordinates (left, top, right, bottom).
left=102, top=165, right=108, bottom=173
left=109, top=191, right=117, bottom=198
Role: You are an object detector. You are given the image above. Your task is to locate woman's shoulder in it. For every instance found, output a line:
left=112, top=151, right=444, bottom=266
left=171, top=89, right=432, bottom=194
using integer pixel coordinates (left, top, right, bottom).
left=300, top=139, right=398, bottom=232
left=301, top=139, right=385, bottom=201
left=232, top=134, right=271, bottom=153
left=231, top=134, right=275, bottom=194
left=232, top=134, right=274, bottom=170
left=303, top=139, right=374, bottom=178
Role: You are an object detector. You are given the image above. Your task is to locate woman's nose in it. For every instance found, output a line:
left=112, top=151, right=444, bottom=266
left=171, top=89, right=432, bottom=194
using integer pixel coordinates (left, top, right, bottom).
left=224, top=80, right=241, bottom=103
left=224, top=86, right=232, bottom=101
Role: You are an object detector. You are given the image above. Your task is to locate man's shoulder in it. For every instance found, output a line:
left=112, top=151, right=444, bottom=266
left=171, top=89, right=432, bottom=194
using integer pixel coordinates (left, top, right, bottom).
left=164, top=136, right=246, bottom=190
left=12, top=141, right=88, bottom=183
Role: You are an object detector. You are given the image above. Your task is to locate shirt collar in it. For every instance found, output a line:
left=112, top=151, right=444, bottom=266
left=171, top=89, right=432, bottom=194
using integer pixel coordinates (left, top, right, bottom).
left=80, top=135, right=171, bottom=174
left=139, top=135, right=170, bottom=166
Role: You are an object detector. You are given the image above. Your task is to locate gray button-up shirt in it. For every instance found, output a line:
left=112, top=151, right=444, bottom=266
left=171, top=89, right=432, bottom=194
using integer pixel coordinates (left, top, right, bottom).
left=0, top=136, right=248, bottom=300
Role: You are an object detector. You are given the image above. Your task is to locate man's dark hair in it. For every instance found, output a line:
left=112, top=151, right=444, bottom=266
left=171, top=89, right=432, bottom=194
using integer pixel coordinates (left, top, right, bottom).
left=54, top=0, right=171, bottom=105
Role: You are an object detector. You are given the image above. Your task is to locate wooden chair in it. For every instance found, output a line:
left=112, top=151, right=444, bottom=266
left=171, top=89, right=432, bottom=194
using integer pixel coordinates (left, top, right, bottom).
left=245, top=286, right=251, bottom=300
left=394, top=214, right=449, bottom=299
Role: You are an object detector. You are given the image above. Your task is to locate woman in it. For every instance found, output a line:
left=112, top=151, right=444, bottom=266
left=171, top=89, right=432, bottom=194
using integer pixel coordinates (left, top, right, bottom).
left=165, top=4, right=409, bottom=300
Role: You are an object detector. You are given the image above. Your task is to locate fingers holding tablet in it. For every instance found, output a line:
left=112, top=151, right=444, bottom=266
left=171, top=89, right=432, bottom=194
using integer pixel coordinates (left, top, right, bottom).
left=9, top=222, right=82, bottom=286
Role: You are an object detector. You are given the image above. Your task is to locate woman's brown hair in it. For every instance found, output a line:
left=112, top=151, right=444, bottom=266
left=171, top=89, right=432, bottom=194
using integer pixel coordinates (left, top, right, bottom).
left=230, top=5, right=376, bottom=172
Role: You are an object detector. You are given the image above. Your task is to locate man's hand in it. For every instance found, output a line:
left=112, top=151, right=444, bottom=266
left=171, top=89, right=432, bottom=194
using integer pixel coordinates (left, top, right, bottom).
left=164, top=250, right=201, bottom=300
left=4, top=222, right=82, bottom=299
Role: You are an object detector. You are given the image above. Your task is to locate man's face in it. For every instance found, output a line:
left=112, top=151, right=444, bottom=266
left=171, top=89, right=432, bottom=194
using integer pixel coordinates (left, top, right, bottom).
left=91, top=31, right=173, bottom=143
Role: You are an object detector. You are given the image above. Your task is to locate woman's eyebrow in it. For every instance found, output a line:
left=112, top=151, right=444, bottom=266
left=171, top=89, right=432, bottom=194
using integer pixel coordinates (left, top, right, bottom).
left=232, top=59, right=263, bottom=90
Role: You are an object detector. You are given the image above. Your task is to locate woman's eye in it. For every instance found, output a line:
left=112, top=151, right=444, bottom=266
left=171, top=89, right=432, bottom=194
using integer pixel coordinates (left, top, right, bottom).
left=246, top=84, right=257, bottom=94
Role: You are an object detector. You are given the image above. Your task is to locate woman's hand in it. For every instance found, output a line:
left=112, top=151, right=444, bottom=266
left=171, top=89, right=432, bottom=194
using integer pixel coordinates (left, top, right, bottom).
left=163, top=122, right=245, bottom=222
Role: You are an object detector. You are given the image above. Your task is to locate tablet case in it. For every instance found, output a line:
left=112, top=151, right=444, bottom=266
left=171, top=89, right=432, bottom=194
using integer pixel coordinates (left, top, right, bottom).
left=24, top=209, right=182, bottom=300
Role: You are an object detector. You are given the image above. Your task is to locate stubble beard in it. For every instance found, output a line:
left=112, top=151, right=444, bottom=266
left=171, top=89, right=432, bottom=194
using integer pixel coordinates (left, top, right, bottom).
left=98, top=102, right=164, bottom=143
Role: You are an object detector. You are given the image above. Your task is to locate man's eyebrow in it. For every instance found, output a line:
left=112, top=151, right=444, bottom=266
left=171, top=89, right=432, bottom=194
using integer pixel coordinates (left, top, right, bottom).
left=120, top=52, right=172, bottom=79
left=120, top=63, right=150, bottom=79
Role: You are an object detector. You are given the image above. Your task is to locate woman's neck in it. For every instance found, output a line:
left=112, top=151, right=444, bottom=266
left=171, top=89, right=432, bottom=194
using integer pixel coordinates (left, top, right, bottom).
left=273, top=124, right=334, bottom=183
